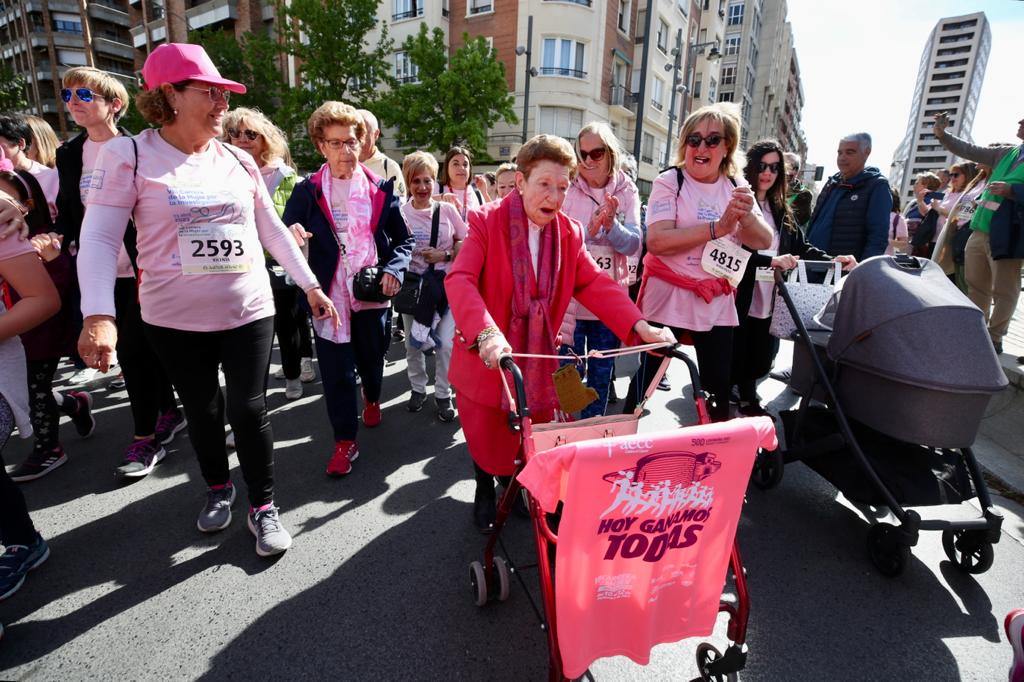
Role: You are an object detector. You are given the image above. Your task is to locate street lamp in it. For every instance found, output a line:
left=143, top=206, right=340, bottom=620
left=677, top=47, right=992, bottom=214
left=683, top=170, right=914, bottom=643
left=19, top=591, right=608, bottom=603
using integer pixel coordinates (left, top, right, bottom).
left=679, top=38, right=720, bottom=122
left=515, top=15, right=538, bottom=146
left=663, top=34, right=719, bottom=166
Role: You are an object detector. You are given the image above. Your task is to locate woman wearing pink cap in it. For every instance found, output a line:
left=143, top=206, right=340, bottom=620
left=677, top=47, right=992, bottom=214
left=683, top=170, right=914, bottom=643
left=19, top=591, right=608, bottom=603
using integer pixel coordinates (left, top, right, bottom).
left=76, top=44, right=338, bottom=558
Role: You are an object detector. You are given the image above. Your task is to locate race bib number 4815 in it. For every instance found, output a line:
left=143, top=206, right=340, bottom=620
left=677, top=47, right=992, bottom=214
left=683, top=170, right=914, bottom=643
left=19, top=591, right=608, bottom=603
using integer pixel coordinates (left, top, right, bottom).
left=700, top=238, right=750, bottom=287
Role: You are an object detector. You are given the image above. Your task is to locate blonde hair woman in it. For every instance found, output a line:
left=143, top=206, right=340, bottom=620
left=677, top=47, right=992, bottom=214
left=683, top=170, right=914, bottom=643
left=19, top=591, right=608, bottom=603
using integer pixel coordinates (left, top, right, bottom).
left=24, top=116, right=59, bottom=168
left=623, top=103, right=772, bottom=422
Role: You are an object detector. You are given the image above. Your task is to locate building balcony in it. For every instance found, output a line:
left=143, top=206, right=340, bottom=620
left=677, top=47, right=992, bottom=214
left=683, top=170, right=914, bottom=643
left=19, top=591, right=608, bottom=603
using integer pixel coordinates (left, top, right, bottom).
left=88, top=1, right=131, bottom=27
left=392, top=6, right=424, bottom=21
left=93, top=36, right=134, bottom=60
left=187, top=0, right=239, bottom=31
left=542, top=0, right=592, bottom=5
left=538, top=66, right=586, bottom=79
left=610, top=84, right=636, bottom=113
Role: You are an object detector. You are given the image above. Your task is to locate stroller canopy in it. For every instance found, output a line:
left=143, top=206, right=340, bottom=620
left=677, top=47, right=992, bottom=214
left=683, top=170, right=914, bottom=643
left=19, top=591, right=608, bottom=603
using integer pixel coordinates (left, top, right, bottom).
left=826, top=256, right=1008, bottom=394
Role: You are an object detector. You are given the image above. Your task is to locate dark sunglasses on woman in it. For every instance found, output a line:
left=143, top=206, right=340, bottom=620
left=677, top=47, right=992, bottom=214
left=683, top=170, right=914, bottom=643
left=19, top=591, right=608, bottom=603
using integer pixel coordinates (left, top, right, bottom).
left=578, top=146, right=607, bottom=163
left=61, top=87, right=104, bottom=103
left=684, top=133, right=723, bottom=149
left=227, top=128, right=260, bottom=142
left=758, top=161, right=781, bottom=173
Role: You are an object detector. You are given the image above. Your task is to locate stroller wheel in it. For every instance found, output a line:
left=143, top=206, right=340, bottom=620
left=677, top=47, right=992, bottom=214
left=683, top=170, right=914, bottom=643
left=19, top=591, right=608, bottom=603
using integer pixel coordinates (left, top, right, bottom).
left=866, top=523, right=910, bottom=577
left=493, top=557, right=511, bottom=602
left=750, top=448, right=784, bottom=491
left=469, top=561, right=488, bottom=607
left=941, top=529, right=995, bottom=575
left=695, top=643, right=738, bottom=682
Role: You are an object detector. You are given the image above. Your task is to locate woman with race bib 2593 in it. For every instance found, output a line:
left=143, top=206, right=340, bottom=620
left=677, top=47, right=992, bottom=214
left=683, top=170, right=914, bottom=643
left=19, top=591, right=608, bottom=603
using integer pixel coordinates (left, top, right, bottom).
left=623, top=103, right=772, bottom=422
left=76, top=44, right=339, bottom=558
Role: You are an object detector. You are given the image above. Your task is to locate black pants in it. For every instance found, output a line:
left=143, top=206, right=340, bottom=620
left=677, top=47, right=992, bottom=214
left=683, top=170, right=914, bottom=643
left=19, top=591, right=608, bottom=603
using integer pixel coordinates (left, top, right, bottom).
left=314, top=308, right=389, bottom=442
left=624, top=323, right=733, bottom=422
left=144, top=317, right=276, bottom=507
left=730, top=314, right=778, bottom=403
left=115, top=278, right=177, bottom=437
left=0, top=396, right=36, bottom=545
left=273, top=287, right=308, bottom=381
left=26, top=359, right=80, bottom=452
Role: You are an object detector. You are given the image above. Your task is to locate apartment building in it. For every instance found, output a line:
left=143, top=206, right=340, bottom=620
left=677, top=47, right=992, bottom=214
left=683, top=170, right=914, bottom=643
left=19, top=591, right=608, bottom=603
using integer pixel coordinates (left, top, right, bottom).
left=128, top=0, right=269, bottom=59
left=746, top=0, right=803, bottom=156
left=890, top=11, right=990, bottom=201
left=0, top=0, right=135, bottom=137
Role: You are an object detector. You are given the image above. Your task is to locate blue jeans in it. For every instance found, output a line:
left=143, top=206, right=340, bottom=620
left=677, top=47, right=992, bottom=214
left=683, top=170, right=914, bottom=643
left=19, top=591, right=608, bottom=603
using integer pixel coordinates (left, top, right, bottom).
left=559, top=319, right=620, bottom=419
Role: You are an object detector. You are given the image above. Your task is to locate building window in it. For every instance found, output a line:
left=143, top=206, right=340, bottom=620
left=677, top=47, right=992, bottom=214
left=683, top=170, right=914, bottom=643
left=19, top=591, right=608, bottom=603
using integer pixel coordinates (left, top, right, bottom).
left=539, top=106, right=583, bottom=138
left=656, top=18, right=669, bottom=53
left=676, top=0, right=687, bottom=16
left=693, top=71, right=702, bottom=98
left=641, top=132, right=655, bottom=164
left=727, top=1, right=743, bottom=26
left=720, top=65, right=735, bottom=86
left=392, top=0, right=423, bottom=20
left=718, top=91, right=734, bottom=102
left=541, top=38, right=587, bottom=78
left=618, top=0, right=630, bottom=33
left=53, top=19, right=83, bottom=34
left=468, top=0, right=492, bottom=15
left=723, top=33, right=740, bottom=55
left=747, top=40, right=758, bottom=68
left=395, top=51, right=419, bottom=83
left=651, top=76, right=664, bottom=110
left=744, top=67, right=755, bottom=94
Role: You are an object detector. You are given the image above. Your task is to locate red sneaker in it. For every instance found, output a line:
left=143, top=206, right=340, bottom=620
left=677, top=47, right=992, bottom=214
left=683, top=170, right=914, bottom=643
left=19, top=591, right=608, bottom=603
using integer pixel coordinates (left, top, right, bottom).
left=326, top=440, right=359, bottom=477
left=362, top=394, right=381, bottom=428
left=1007, top=608, right=1024, bottom=682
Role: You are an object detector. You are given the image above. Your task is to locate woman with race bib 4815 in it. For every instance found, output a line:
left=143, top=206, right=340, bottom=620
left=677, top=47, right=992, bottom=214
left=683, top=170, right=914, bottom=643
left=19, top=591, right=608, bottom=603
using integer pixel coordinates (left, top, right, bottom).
left=623, top=103, right=772, bottom=422
left=76, top=44, right=338, bottom=558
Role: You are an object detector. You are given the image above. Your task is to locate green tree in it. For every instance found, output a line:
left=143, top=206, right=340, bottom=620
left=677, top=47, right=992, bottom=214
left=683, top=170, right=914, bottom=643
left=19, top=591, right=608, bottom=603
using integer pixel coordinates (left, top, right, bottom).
left=381, top=26, right=517, bottom=158
left=189, top=27, right=287, bottom=120
left=0, top=65, right=30, bottom=112
left=117, top=82, right=152, bottom=134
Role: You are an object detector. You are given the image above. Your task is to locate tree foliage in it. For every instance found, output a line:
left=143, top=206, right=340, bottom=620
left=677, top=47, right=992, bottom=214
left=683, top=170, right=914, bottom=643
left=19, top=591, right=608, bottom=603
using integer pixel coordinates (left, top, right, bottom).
left=190, top=27, right=287, bottom=120
left=381, top=26, right=517, bottom=158
left=0, top=65, right=30, bottom=112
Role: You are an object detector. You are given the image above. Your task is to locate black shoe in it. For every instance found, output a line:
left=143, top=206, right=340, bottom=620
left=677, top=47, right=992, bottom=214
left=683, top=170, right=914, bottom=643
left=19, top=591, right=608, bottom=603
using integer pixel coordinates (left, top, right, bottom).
left=993, top=340, right=1003, bottom=355
left=407, top=391, right=427, bottom=412
left=768, top=368, right=791, bottom=383
left=473, top=484, right=496, bottom=534
left=393, top=329, right=405, bottom=341
left=657, top=376, right=671, bottom=391
left=436, top=397, right=456, bottom=422
left=737, top=401, right=769, bottom=417
left=607, top=382, right=618, bottom=404
left=729, top=387, right=742, bottom=404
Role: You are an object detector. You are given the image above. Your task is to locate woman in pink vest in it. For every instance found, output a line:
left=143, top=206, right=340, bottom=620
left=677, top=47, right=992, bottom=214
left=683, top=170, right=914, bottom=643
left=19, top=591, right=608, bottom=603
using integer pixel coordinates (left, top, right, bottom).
left=623, top=103, right=772, bottom=422
left=446, top=134, right=674, bottom=533
left=558, top=122, right=641, bottom=418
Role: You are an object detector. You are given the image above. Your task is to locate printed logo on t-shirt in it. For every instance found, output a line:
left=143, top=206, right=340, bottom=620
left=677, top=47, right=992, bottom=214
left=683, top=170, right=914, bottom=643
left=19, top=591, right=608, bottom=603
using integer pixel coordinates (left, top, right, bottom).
left=695, top=199, right=721, bottom=224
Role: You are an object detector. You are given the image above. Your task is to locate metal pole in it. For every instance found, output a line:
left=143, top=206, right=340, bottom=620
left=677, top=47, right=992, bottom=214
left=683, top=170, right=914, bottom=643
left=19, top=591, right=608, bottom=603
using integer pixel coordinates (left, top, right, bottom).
left=521, top=15, right=533, bottom=144
left=663, top=27, right=683, bottom=167
left=631, top=0, right=654, bottom=162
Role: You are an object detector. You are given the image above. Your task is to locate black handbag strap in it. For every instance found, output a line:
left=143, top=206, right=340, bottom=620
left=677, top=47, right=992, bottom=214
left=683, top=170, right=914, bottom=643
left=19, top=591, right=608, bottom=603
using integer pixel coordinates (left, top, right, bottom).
left=425, top=202, right=440, bottom=272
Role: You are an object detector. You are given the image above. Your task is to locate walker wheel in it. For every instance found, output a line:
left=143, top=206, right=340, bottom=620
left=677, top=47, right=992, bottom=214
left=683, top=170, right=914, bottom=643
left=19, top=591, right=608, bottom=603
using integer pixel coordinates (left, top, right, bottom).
left=750, top=448, right=784, bottom=490
left=941, top=529, right=995, bottom=574
left=493, top=556, right=511, bottom=602
left=695, top=643, right=738, bottom=682
left=866, top=523, right=909, bottom=577
left=469, top=561, right=488, bottom=607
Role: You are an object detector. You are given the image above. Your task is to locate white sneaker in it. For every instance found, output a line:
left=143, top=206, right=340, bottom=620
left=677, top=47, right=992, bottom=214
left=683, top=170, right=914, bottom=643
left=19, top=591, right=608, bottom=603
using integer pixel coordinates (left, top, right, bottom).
left=68, top=367, right=99, bottom=385
left=299, top=357, right=316, bottom=383
left=285, top=378, right=303, bottom=400
left=273, top=366, right=285, bottom=380
left=225, top=430, right=235, bottom=449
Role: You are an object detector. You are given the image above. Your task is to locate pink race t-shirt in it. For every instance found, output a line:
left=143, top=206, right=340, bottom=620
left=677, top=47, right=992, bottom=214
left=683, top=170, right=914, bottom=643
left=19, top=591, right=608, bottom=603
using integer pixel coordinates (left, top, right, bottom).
left=518, top=417, right=777, bottom=679
left=80, top=137, right=134, bottom=278
left=643, top=168, right=763, bottom=331
left=399, top=200, right=467, bottom=275
left=26, top=160, right=58, bottom=221
left=85, top=129, right=278, bottom=331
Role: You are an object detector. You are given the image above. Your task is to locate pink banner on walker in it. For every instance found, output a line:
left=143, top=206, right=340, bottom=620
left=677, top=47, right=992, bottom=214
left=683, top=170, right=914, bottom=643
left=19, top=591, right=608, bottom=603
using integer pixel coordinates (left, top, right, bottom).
left=518, top=416, right=776, bottom=678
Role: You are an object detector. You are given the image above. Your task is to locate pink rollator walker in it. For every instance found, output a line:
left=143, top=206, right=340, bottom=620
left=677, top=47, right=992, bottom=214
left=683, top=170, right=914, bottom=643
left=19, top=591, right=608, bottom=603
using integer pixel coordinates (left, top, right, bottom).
left=468, top=344, right=754, bottom=681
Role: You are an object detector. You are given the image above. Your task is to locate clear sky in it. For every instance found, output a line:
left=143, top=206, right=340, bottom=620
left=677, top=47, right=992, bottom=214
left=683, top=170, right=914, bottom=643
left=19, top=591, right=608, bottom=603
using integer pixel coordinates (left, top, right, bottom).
left=786, top=0, right=1023, bottom=182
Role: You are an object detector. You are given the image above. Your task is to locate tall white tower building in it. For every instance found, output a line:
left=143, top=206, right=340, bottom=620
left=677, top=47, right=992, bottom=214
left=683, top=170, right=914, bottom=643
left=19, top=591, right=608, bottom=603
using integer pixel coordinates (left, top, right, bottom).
left=890, top=11, right=990, bottom=201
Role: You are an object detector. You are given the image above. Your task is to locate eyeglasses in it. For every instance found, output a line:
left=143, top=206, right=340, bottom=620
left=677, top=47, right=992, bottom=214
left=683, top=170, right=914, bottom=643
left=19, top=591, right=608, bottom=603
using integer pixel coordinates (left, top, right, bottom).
left=758, top=161, right=781, bottom=173
left=578, top=146, right=607, bottom=163
left=227, top=128, right=259, bottom=141
left=61, top=87, right=104, bottom=103
left=684, top=133, right=723, bottom=149
left=183, top=85, right=230, bottom=104
left=949, top=172, right=962, bottom=178
left=322, top=138, right=361, bottom=152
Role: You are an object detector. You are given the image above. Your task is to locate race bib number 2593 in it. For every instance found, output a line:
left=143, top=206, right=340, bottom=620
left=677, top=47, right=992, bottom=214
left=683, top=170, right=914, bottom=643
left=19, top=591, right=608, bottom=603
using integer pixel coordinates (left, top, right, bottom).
left=178, top=223, right=252, bottom=275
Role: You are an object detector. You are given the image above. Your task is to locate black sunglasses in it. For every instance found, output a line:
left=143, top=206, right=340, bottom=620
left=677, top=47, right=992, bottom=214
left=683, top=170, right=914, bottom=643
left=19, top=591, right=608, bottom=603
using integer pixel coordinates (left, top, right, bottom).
left=949, top=172, right=962, bottom=178
left=758, top=161, right=781, bottom=173
left=227, top=128, right=260, bottom=141
left=685, top=133, right=723, bottom=149
left=61, top=87, right=103, bottom=103
left=578, top=146, right=607, bottom=163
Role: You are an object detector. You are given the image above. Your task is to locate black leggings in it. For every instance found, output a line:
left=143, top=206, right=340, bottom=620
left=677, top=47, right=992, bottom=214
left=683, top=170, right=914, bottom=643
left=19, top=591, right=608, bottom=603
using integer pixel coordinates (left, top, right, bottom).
left=144, top=317, right=276, bottom=508
left=26, top=359, right=75, bottom=452
left=624, top=323, right=733, bottom=422
left=272, top=287, right=307, bottom=381
left=115, top=278, right=177, bottom=437
left=0, top=395, right=37, bottom=545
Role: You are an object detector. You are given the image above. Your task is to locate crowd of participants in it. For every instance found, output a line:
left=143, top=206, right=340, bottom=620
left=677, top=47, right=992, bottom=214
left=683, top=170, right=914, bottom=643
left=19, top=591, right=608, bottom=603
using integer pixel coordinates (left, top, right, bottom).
left=1, top=43, right=1022, bottom=644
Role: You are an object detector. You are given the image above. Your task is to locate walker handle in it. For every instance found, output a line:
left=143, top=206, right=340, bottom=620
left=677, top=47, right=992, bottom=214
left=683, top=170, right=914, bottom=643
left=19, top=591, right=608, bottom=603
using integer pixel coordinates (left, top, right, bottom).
left=499, top=355, right=530, bottom=423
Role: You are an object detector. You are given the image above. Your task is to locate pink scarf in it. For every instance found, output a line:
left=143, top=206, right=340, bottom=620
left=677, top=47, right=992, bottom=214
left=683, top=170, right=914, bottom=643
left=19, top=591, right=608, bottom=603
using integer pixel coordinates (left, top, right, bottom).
left=505, top=190, right=560, bottom=412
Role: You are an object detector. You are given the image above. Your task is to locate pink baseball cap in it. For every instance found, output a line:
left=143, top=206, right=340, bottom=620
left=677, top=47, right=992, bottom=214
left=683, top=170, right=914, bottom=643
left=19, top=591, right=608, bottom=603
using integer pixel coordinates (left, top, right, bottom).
left=141, top=43, right=247, bottom=94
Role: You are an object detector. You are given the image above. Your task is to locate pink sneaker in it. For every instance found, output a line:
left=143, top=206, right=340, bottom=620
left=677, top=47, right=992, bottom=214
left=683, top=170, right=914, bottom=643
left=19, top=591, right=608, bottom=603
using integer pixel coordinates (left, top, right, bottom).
left=1007, top=608, right=1024, bottom=682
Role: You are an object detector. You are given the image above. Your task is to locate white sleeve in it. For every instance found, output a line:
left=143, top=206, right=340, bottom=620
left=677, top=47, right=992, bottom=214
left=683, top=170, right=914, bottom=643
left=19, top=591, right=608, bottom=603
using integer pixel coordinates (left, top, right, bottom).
left=78, top=204, right=133, bottom=318
left=254, top=201, right=319, bottom=292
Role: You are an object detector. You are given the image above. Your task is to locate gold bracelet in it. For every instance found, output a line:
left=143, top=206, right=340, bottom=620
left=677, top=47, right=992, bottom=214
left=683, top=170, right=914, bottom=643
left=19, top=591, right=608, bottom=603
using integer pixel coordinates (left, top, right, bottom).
left=475, top=325, right=501, bottom=347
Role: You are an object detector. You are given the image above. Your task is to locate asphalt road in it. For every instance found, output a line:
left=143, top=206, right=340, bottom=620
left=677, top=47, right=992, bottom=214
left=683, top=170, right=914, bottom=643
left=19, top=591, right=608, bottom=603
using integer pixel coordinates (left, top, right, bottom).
left=2, top=341, right=1022, bottom=681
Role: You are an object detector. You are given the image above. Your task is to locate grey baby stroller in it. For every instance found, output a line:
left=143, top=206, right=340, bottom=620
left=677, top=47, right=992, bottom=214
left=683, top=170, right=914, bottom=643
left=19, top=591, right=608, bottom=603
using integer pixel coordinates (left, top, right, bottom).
left=754, top=255, right=1006, bottom=577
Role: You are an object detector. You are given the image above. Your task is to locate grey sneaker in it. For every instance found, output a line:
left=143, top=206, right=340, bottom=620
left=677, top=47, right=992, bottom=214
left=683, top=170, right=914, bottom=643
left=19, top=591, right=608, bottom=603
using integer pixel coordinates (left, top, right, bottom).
left=299, top=357, right=316, bottom=383
left=248, top=505, right=292, bottom=557
left=197, top=484, right=236, bottom=533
